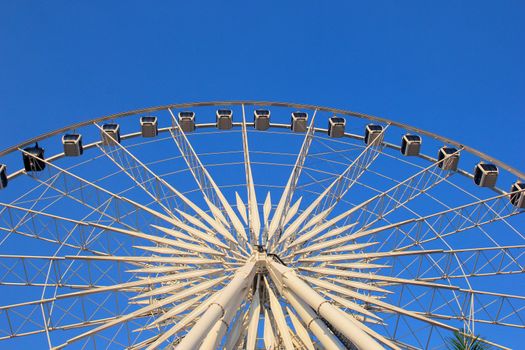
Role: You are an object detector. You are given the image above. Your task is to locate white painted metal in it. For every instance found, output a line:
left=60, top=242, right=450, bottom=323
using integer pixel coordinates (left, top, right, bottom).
left=168, top=108, right=249, bottom=244
left=241, top=104, right=261, bottom=244
left=0, top=102, right=523, bottom=350
left=200, top=275, right=251, bottom=350
left=263, top=308, right=277, bottom=350
left=145, top=292, right=221, bottom=349
left=236, top=191, right=248, bottom=224
left=263, top=276, right=295, bottom=350
left=224, top=308, right=248, bottom=350
left=56, top=277, right=227, bottom=349
left=285, top=306, right=316, bottom=350
left=246, top=276, right=261, bottom=350
left=267, top=259, right=384, bottom=350
left=263, top=192, right=272, bottom=227
left=267, top=111, right=316, bottom=244
left=279, top=288, right=346, bottom=349
left=175, top=261, right=256, bottom=350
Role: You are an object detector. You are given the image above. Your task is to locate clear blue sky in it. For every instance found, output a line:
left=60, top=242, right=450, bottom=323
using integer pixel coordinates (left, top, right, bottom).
left=0, top=1, right=524, bottom=347
left=1, top=1, right=524, bottom=171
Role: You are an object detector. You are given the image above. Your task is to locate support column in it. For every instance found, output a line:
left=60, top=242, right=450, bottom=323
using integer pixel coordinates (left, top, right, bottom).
left=176, top=261, right=256, bottom=350
left=267, top=259, right=384, bottom=350
left=283, top=289, right=346, bottom=350
left=200, top=277, right=251, bottom=350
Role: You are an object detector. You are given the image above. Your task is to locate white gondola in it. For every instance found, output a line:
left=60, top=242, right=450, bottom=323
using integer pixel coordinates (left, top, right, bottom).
left=140, top=116, right=158, bottom=137
left=401, top=134, right=421, bottom=156
left=254, top=110, right=270, bottom=131
left=510, top=182, right=525, bottom=208
left=62, top=134, right=83, bottom=156
left=437, top=146, right=459, bottom=171
left=22, top=143, right=46, bottom=172
left=364, top=124, right=384, bottom=145
left=474, top=163, right=498, bottom=187
left=216, top=109, right=233, bottom=130
left=0, top=164, right=7, bottom=189
left=328, top=117, right=346, bottom=138
left=101, top=124, right=121, bottom=145
left=291, top=112, right=308, bottom=132
left=178, top=111, right=195, bottom=132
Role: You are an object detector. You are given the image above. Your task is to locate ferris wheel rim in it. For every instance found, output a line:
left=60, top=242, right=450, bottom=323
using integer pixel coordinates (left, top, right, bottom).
left=0, top=102, right=522, bottom=349
left=1, top=100, right=523, bottom=181
left=5, top=121, right=504, bottom=196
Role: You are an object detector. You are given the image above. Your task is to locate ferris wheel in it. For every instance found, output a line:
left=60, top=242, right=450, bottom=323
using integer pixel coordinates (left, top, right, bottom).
left=0, top=101, right=523, bottom=349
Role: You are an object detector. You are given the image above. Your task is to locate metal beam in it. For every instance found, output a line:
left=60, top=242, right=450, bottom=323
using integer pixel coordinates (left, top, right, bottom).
left=267, top=259, right=384, bottom=350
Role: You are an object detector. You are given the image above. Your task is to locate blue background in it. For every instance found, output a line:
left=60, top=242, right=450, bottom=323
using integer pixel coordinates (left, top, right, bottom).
left=1, top=1, right=524, bottom=171
left=0, top=1, right=524, bottom=348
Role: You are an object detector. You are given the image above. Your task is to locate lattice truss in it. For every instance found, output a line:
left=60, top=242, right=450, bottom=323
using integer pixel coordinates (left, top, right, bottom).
left=0, top=102, right=523, bottom=349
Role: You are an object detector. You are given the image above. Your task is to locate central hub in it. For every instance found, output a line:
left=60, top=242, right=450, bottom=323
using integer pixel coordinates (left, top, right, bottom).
left=254, top=245, right=267, bottom=273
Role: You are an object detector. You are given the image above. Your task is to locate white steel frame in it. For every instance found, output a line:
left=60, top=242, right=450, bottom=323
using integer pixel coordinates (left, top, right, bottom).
left=0, top=101, right=523, bottom=349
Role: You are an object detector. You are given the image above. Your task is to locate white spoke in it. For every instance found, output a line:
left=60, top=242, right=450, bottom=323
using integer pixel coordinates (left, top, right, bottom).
left=95, top=123, right=180, bottom=218
left=267, top=111, right=317, bottom=245
left=301, top=275, right=456, bottom=331
left=17, top=149, right=170, bottom=232
left=276, top=124, right=389, bottom=248
left=241, top=104, right=261, bottom=244
left=144, top=292, right=220, bottom=349
left=1, top=102, right=523, bottom=349
left=263, top=191, right=272, bottom=230
left=285, top=306, right=315, bottom=350
left=263, top=307, right=277, bottom=350
left=168, top=108, right=249, bottom=245
left=235, top=192, right=248, bottom=224
left=340, top=154, right=457, bottom=234
left=263, top=276, right=294, bottom=350
left=55, top=276, right=227, bottom=349
left=175, top=261, right=255, bottom=350
left=245, top=276, right=261, bottom=350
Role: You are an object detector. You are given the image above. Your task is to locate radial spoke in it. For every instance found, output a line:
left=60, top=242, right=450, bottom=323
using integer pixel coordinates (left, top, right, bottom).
left=54, top=275, right=228, bottom=349
left=292, top=190, right=524, bottom=267
left=302, top=275, right=457, bottom=331
left=138, top=293, right=207, bottom=331
left=390, top=245, right=525, bottom=282
left=275, top=124, right=389, bottom=248
left=263, top=276, right=294, bottom=350
left=95, top=123, right=181, bottom=218
left=268, top=110, right=317, bottom=245
left=0, top=202, right=225, bottom=261
left=241, top=104, right=261, bottom=244
left=16, top=149, right=176, bottom=233
left=235, top=192, right=248, bottom=224
left=389, top=190, right=524, bottom=251
left=0, top=255, right=127, bottom=289
left=168, top=108, right=249, bottom=246
left=144, top=292, right=220, bottom=349
left=386, top=282, right=525, bottom=330
left=95, top=124, right=241, bottom=252
left=245, top=275, right=261, bottom=350
left=338, top=153, right=456, bottom=235
left=299, top=267, right=460, bottom=290
left=171, top=261, right=255, bottom=350
left=1, top=103, right=523, bottom=349
left=297, top=248, right=443, bottom=263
